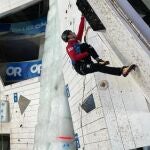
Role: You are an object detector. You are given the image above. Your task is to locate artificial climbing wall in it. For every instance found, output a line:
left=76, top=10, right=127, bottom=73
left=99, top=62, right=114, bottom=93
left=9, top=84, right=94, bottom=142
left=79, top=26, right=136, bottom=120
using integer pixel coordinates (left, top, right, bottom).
left=60, top=0, right=150, bottom=150
left=0, top=77, right=40, bottom=150
left=88, top=0, right=150, bottom=101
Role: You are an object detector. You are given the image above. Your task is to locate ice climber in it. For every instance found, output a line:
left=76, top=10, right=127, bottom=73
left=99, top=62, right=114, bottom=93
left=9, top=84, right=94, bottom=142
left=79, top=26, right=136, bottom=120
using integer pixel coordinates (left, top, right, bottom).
left=61, top=16, right=136, bottom=77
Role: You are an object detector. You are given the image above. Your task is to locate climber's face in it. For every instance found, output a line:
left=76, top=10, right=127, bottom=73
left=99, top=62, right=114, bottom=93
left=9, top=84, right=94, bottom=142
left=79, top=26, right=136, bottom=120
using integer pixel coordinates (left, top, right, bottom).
left=68, top=31, right=76, bottom=40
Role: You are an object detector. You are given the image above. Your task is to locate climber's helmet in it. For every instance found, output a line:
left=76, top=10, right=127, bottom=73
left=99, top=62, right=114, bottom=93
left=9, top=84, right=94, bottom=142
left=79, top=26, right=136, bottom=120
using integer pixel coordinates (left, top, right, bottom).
left=61, top=30, right=76, bottom=42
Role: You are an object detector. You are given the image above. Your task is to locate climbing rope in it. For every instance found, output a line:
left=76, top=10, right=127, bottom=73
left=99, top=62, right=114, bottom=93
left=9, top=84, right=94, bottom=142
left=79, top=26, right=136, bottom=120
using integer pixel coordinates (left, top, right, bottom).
left=79, top=25, right=89, bottom=148
left=84, top=25, right=91, bottom=43
left=79, top=76, right=86, bottom=150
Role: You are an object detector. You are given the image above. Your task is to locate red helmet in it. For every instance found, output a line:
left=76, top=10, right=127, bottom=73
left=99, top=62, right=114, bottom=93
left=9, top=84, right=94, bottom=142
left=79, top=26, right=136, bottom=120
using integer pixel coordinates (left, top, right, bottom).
left=61, top=30, right=72, bottom=42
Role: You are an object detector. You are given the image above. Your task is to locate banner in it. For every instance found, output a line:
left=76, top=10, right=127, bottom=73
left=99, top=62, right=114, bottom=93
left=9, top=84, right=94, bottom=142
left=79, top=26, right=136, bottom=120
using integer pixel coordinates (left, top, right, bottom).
left=0, top=17, right=47, bottom=35
left=5, top=60, right=42, bottom=82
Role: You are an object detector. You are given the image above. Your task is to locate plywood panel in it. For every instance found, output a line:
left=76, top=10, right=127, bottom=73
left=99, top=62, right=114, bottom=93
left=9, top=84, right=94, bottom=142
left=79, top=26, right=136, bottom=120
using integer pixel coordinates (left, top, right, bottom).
left=84, top=129, right=109, bottom=144
left=85, top=141, right=112, bottom=150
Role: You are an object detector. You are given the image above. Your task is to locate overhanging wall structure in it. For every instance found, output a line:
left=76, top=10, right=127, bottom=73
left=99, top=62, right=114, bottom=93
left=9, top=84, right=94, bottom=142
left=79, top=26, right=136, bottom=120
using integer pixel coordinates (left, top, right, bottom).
left=88, top=0, right=150, bottom=102
left=59, top=0, right=150, bottom=150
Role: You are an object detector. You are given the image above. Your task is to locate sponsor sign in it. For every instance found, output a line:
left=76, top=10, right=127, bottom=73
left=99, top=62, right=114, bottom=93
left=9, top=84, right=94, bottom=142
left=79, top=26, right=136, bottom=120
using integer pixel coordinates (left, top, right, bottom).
left=5, top=60, right=42, bottom=82
left=0, top=17, right=47, bottom=35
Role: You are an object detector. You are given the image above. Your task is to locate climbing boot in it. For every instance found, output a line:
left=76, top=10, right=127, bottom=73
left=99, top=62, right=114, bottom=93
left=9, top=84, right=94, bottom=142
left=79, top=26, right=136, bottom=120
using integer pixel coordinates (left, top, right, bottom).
left=122, top=64, right=137, bottom=77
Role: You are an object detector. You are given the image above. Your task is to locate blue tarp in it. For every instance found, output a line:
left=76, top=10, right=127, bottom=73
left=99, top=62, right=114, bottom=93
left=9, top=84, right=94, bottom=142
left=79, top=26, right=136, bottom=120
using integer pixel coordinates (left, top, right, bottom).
left=0, top=17, right=47, bottom=35
left=5, top=60, right=42, bottom=82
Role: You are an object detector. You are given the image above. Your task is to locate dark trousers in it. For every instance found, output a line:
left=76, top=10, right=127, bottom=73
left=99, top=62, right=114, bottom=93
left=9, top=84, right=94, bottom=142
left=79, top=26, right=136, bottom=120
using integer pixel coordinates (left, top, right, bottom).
left=74, top=43, right=122, bottom=76
left=74, top=62, right=122, bottom=76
